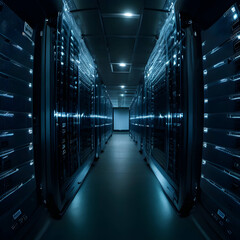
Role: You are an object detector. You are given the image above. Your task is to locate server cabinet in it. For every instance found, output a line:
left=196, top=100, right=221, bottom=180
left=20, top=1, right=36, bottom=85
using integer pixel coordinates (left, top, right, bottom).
left=102, top=85, right=112, bottom=148
left=94, top=82, right=112, bottom=156
left=79, top=49, right=95, bottom=165
left=98, top=85, right=112, bottom=151
left=94, top=78, right=101, bottom=159
left=129, top=85, right=144, bottom=152
left=99, top=86, right=105, bottom=151
left=200, top=4, right=240, bottom=239
left=0, top=2, right=38, bottom=238
left=130, top=6, right=203, bottom=214
left=106, top=94, right=113, bottom=141
left=144, top=79, right=153, bottom=158
left=130, top=97, right=137, bottom=141
left=137, top=85, right=144, bottom=152
left=105, top=98, right=112, bottom=143
left=41, top=9, right=96, bottom=215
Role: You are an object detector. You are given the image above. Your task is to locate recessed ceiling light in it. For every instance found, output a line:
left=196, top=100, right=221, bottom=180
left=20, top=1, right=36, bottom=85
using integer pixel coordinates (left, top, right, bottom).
left=120, top=94, right=124, bottom=97
left=120, top=85, right=125, bottom=89
left=123, top=12, right=133, bottom=17
left=119, top=63, right=127, bottom=67
left=111, top=63, right=132, bottom=73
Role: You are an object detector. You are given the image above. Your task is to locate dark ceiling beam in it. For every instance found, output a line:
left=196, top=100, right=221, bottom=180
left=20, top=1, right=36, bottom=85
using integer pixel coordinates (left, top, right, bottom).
left=96, top=0, right=112, bottom=66
left=144, top=7, right=170, bottom=13
left=130, top=10, right=144, bottom=64
left=82, top=34, right=158, bottom=39
left=70, top=8, right=169, bottom=14
left=70, top=7, right=98, bottom=13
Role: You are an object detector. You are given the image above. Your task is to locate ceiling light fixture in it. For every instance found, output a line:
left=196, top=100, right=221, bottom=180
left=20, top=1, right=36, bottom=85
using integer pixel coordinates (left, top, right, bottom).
left=111, top=63, right=132, bottom=73
left=120, top=94, right=124, bottom=97
left=120, top=85, right=125, bottom=89
left=119, top=63, right=127, bottom=67
left=123, top=12, right=134, bottom=17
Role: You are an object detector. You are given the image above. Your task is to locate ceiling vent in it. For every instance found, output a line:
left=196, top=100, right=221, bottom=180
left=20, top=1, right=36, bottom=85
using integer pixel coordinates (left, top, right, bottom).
left=110, top=63, right=132, bottom=73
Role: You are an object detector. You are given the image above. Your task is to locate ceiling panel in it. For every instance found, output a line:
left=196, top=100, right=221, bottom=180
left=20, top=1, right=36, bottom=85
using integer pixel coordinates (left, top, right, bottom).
left=84, top=36, right=106, bottom=56
left=144, top=0, right=167, bottom=9
left=98, top=68, right=143, bottom=85
left=72, top=0, right=98, bottom=9
left=107, top=86, right=136, bottom=107
left=99, top=0, right=143, bottom=14
left=132, top=38, right=156, bottom=66
left=108, top=38, right=135, bottom=63
left=140, top=11, right=167, bottom=36
left=69, top=0, right=169, bottom=107
left=73, top=10, right=102, bottom=35
left=104, top=18, right=139, bottom=36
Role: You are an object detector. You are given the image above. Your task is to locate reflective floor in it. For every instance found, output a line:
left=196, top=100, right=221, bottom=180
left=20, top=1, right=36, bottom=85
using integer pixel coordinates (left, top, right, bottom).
left=40, top=133, right=205, bottom=240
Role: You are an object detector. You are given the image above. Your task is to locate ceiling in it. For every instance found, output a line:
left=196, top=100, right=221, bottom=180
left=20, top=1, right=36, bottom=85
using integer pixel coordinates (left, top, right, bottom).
left=3, top=0, right=236, bottom=108
left=68, top=0, right=170, bottom=107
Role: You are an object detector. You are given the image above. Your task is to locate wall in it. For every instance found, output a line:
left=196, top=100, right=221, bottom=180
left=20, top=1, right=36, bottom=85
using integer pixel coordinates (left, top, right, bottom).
left=113, top=108, right=129, bottom=131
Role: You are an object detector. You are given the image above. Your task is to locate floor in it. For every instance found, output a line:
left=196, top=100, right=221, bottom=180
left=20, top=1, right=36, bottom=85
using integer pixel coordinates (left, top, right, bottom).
left=39, top=133, right=205, bottom=240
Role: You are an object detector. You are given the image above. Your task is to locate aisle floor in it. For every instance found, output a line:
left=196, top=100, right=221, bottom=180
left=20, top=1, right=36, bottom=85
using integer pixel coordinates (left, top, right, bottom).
left=40, top=133, right=205, bottom=240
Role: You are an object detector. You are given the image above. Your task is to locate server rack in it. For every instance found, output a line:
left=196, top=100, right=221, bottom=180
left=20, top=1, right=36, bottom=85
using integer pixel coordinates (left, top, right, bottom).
left=40, top=7, right=113, bottom=215
left=130, top=5, right=203, bottom=214
left=41, top=10, right=97, bottom=215
left=129, top=85, right=144, bottom=152
left=100, top=86, right=106, bottom=150
left=0, top=2, right=38, bottom=238
left=105, top=92, right=113, bottom=142
left=94, top=78, right=101, bottom=159
left=79, top=45, right=95, bottom=166
left=94, top=80, right=113, bottom=157
left=0, top=0, right=112, bottom=236
left=98, top=85, right=113, bottom=152
left=200, top=4, right=240, bottom=239
left=137, top=85, right=144, bottom=152
left=130, top=97, right=137, bottom=141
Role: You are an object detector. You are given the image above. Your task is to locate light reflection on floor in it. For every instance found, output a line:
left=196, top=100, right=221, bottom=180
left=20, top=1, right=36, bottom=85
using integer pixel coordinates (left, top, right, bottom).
left=40, top=133, right=205, bottom=240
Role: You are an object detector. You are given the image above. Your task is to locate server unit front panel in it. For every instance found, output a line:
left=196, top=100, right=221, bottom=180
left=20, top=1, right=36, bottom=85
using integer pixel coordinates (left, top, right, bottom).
left=200, top=4, right=240, bottom=239
left=0, top=2, right=38, bottom=238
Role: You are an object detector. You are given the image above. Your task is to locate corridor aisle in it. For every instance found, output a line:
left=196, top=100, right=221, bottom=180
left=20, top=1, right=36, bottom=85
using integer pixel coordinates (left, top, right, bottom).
left=40, top=133, right=205, bottom=240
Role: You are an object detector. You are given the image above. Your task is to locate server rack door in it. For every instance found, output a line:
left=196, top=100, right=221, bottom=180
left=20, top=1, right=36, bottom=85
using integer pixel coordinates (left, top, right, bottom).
left=100, top=86, right=106, bottom=150
left=94, top=80, right=100, bottom=159
left=0, top=2, right=38, bottom=238
left=105, top=96, right=112, bottom=141
left=142, top=6, right=203, bottom=214
left=42, top=10, right=96, bottom=215
left=99, top=86, right=103, bottom=150
left=179, top=16, right=203, bottom=213
left=79, top=68, right=95, bottom=164
left=130, top=97, right=137, bottom=141
left=139, top=86, right=144, bottom=152
left=137, top=86, right=143, bottom=152
left=200, top=4, right=240, bottom=239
